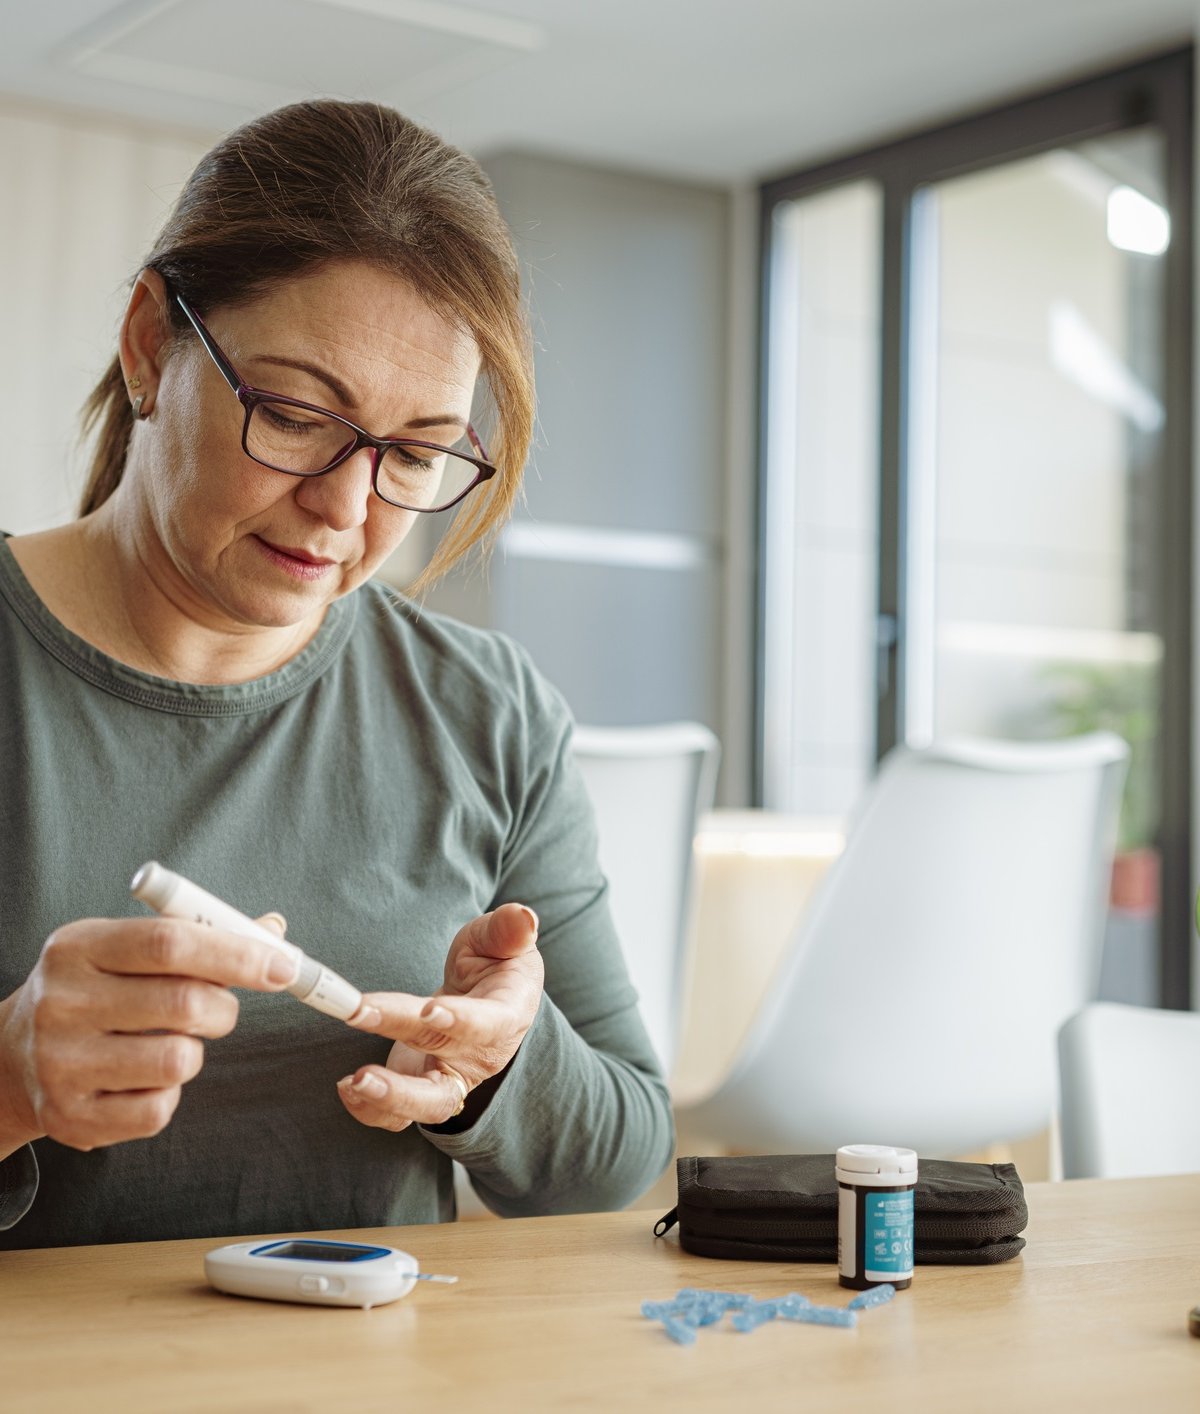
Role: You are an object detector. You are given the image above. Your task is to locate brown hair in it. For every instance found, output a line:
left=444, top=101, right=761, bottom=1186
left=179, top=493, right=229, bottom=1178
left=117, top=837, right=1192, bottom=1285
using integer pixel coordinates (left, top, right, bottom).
left=80, top=99, right=533, bottom=589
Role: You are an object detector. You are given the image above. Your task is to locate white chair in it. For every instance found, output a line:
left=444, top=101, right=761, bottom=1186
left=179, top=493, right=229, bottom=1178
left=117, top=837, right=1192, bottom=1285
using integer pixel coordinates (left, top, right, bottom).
left=455, top=719, right=719, bottom=1217
left=571, top=722, right=721, bottom=1074
left=1059, top=1003, right=1200, bottom=1178
left=681, top=733, right=1128, bottom=1157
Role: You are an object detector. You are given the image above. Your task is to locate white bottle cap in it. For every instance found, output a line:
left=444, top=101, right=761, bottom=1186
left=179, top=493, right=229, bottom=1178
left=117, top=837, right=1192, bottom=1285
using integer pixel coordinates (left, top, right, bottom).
left=836, top=1144, right=918, bottom=1186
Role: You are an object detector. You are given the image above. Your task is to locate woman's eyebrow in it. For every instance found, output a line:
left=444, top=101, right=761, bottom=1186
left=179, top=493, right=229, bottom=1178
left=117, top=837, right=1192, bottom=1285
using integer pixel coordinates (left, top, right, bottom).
left=405, top=414, right=469, bottom=431
left=252, top=354, right=355, bottom=407
left=248, top=355, right=467, bottom=431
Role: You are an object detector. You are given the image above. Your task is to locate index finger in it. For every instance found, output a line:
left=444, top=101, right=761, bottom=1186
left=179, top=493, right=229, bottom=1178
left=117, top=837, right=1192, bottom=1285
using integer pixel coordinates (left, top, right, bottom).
left=345, top=990, right=454, bottom=1049
left=78, top=917, right=299, bottom=993
left=349, top=990, right=528, bottom=1053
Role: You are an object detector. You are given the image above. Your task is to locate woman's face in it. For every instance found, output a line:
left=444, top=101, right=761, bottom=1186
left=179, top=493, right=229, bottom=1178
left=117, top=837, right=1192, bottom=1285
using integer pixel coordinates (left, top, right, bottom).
left=126, top=260, right=481, bottom=631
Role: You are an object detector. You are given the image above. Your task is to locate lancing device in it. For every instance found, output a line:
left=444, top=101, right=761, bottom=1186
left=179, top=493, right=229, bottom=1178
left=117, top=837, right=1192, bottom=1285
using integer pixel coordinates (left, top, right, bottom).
left=130, top=861, right=365, bottom=1023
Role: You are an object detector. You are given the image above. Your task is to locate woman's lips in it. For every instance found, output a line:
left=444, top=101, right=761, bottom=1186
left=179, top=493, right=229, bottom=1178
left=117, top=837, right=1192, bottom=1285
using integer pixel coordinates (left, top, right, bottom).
left=255, top=536, right=337, bottom=582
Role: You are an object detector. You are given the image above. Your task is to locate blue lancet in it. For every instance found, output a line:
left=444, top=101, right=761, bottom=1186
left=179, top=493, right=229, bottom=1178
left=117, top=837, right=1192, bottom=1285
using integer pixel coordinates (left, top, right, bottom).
left=848, top=1283, right=897, bottom=1311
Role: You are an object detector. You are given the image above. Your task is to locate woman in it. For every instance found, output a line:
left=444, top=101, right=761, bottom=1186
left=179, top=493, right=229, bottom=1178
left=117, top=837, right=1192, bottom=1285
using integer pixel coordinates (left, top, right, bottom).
left=0, top=100, right=673, bottom=1248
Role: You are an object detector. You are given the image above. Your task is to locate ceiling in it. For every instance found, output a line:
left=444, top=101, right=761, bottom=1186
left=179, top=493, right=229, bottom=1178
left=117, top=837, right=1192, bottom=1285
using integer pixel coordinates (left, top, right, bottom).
left=0, top=0, right=1195, bottom=184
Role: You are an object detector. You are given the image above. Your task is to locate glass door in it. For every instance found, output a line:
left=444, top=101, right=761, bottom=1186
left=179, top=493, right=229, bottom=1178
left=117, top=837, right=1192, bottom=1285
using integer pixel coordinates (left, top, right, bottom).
left=903, top=129, right=1170, bottom=1002
left=760, top=179, right=882, bottom=818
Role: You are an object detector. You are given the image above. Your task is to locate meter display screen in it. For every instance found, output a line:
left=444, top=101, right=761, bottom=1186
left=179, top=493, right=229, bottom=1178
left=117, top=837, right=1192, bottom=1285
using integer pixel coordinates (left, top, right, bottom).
left=250, top=1240, right=391, bottom=1263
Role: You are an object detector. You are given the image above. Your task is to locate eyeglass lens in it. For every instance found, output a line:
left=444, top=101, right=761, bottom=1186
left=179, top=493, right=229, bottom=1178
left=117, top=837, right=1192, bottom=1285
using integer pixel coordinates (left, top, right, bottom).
left=246, top=400, right=479, bottom=510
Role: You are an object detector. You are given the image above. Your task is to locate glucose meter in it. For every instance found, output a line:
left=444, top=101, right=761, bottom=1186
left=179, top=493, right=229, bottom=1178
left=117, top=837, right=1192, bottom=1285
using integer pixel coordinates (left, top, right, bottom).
left=204, top=1239, right=457, bottom=1309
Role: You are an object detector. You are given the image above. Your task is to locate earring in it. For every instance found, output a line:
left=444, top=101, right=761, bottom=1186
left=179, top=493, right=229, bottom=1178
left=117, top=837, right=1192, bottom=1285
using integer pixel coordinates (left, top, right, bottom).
left=132, top=395, right=147, bottom=419
left=127, top=375, right=143, bottom=390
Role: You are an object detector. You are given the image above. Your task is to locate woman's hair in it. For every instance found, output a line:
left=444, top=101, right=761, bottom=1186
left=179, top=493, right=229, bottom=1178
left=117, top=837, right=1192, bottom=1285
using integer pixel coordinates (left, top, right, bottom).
left=80, top=99, right=533, bottom=588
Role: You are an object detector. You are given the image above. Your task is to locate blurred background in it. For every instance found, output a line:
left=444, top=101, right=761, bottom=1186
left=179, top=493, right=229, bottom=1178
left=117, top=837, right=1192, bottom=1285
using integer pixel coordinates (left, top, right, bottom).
left=2, top=1, right=1198, bottom=1178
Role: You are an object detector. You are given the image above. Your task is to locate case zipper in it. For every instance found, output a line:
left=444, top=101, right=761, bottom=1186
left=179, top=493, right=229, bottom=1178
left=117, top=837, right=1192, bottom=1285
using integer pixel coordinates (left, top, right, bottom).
left=654, top=1207, right=678, bottom=1237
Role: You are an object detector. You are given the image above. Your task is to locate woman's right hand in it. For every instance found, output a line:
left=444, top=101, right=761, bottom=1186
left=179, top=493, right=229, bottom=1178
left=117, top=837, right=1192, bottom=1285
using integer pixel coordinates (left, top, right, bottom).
left=0, top=914, right=296, bottom=1159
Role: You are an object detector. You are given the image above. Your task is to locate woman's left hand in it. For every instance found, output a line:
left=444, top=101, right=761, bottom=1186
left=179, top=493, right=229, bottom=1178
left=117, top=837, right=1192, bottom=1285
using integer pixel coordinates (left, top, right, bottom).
left=336, top=903, right=543, bottom=1131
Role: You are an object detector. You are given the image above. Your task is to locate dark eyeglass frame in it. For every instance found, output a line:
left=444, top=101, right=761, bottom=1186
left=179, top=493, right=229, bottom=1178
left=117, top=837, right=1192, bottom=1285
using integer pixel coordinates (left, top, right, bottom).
left=172, top=291, right=496, bottom=513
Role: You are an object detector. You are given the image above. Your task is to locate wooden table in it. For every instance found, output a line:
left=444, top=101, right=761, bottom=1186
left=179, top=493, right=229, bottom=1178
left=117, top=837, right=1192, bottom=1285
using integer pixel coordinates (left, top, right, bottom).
left=2, top=1175, right=1197, bottom=1412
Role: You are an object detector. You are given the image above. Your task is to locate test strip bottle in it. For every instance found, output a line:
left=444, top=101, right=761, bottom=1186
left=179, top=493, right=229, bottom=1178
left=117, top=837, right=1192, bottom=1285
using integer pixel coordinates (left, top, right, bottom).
left=836, top=1144, right=918, bottom=1291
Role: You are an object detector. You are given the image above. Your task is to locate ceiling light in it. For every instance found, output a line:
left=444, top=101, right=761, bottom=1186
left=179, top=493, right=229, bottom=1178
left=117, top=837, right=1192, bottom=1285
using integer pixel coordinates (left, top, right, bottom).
left=1106, top=185, right=1170, bottom=255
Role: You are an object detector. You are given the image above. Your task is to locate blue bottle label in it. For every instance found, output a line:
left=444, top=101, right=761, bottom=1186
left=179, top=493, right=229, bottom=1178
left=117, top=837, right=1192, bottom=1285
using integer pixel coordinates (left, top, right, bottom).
left=863, top=1189, right=914, bottom=1278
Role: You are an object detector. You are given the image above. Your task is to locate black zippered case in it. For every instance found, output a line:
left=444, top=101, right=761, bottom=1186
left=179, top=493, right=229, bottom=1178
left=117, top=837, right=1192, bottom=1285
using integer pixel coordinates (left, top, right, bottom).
left=654, top=1154, right=1028, bottom=1264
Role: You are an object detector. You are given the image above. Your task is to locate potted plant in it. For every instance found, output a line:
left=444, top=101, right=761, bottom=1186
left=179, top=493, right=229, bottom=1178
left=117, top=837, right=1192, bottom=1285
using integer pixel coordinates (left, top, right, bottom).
left=1036, top=659, right=1158, bottom=914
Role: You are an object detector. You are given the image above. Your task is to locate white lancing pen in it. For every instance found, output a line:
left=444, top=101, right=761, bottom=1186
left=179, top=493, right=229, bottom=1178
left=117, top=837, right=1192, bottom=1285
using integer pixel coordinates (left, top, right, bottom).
left=130, top=861, right=366, bottom=1023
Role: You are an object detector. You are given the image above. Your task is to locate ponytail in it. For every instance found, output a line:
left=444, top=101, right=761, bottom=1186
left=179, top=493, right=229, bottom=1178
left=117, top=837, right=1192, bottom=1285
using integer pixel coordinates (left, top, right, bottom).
left=79, top=355, right=134, bottom=516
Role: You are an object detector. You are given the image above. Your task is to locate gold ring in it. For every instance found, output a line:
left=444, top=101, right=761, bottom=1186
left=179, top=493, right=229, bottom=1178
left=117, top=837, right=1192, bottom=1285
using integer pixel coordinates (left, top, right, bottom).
left=442, top=1067, right=468, bottom=1118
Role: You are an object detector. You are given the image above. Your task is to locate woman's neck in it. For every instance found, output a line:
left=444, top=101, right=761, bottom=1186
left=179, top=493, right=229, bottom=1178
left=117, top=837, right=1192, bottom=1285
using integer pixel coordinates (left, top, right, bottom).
left=8, top=507, right=323, bottom=685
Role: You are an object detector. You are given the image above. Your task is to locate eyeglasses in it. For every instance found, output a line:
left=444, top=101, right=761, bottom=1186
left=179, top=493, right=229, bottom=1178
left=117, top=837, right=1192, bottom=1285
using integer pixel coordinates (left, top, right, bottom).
left=173, top=292, right=496, bottom=513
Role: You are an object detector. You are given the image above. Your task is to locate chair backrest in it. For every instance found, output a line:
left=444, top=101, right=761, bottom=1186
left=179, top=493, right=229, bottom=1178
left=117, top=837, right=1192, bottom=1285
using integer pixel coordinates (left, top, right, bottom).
left=572, top=722, right=720, bottom=1074
left=688, top=732, right=1128, bottom=1155
left=1059, top=1003, right=1200, bottom=1178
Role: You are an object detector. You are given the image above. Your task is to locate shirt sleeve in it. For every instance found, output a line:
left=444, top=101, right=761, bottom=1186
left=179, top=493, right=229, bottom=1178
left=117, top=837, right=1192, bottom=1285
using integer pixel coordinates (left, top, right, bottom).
left=0, top=1145, right=38, bottom=1231
left=419, top=646, right=675, bottom=1215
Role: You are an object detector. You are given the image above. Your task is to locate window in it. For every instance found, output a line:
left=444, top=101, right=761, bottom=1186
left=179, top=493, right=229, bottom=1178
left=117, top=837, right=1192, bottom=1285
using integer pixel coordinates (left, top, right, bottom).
left=759, top=49, right=1193, bottom=1008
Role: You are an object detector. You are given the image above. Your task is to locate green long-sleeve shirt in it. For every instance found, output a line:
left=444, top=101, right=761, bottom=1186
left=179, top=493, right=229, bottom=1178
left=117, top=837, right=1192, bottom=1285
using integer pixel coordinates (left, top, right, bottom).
left=0, top=537, right=673, bottom=1248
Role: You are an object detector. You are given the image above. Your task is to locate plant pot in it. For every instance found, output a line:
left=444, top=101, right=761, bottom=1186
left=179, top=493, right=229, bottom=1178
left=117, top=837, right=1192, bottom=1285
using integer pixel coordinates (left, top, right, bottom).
left=1109, top=847, right=1160, bottom=915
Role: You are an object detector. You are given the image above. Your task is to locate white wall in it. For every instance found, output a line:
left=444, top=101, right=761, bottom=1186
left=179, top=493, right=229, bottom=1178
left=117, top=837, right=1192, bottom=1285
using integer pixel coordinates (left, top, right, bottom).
left=0, top=99, right=209, bottom=533
left=413, top=150, right=736, bottom=774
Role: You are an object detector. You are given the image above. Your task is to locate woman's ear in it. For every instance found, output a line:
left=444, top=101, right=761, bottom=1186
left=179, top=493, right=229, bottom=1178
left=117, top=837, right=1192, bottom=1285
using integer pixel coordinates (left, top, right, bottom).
left=118, top=269, right=172, bottom=419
